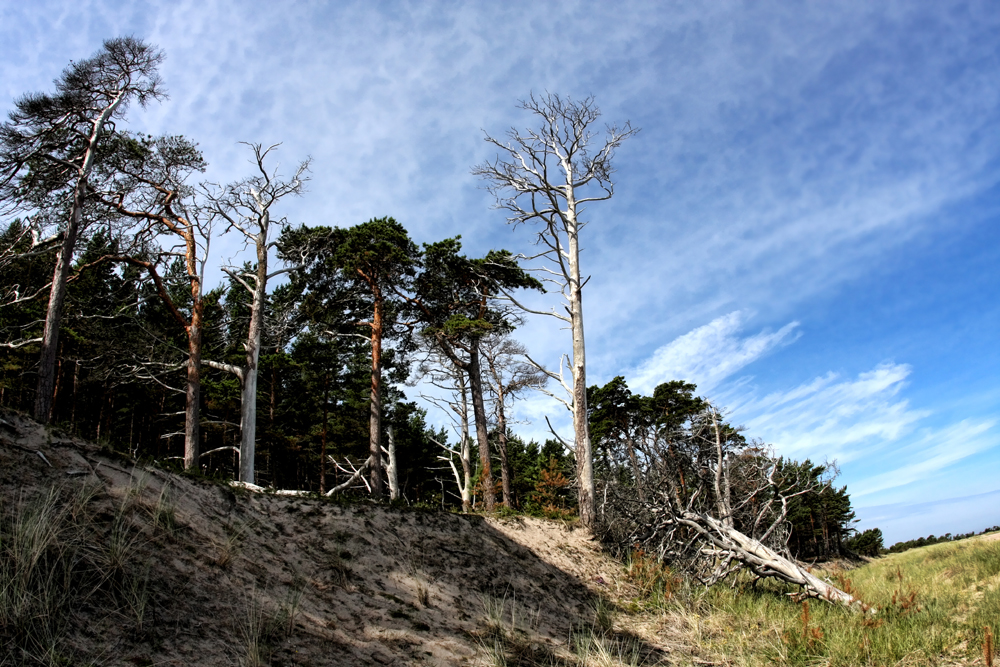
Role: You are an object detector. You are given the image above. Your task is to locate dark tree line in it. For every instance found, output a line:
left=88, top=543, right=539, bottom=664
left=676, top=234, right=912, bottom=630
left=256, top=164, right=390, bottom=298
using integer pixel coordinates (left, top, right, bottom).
left=0, top=209, right=572, bottom=507
left=885, top=526, right=999, bottom=555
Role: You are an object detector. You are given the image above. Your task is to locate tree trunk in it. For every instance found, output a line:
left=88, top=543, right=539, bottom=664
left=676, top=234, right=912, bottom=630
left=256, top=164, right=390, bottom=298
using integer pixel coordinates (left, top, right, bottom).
left=70, top=360, right=80, bottom=428
left=368, top=291, right=385, bottom=497
left=496, top=391, right=512, bottom=509
left=33, top=92, right=124, bottom=424
left=468, top=340, right=494, bottom=511
left=239, top=248, right=268, bottom=483
left=458, top=370, right=473, bottom=512
left=565, top=204, right=595, bottom=528
left=34, top=210, right=79, bottom=423
left=386, top=425, right=399, bottom=501
left=320, top=376, right=328, bottom=494
left=184, top=289, right=203, bottom=470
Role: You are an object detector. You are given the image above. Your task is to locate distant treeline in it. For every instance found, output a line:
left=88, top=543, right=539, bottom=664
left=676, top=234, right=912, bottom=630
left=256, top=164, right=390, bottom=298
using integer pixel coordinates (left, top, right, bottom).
left=886, top=525, right=1000, bottom=554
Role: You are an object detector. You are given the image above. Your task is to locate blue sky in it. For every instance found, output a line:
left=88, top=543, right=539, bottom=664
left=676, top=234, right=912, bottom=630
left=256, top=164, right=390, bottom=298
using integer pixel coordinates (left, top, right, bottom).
left=3, top=1, right=999, bottom=544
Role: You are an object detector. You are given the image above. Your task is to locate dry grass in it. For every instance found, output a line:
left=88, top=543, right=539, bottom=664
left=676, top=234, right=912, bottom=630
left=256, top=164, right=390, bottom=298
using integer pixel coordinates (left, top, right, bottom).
left=645, top=536, right=1000, bottom=666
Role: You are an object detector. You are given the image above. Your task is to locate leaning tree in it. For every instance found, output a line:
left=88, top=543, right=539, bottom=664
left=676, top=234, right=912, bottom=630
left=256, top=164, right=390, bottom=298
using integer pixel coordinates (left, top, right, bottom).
left=594, top=377, right=870, bottom=610
left=94, top=133, right=210, bottom=469
left=0, top=37, right=165, bottom=423
left=474, top=94, right=638, bottom=528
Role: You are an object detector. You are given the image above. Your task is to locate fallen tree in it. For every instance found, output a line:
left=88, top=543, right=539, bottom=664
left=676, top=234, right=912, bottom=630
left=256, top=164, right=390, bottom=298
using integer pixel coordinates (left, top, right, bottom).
left=593, top=380, right=871, bottom=611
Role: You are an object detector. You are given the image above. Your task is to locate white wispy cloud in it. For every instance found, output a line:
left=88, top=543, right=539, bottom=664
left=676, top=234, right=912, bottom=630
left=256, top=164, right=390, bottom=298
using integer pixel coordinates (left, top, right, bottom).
left=628, top=311, right=799, bottom=395
left=849, top=420, right=996, bottom=499
left=729, top=363, right=928, bottom=462
left=722, top=359, right=997, bottom=517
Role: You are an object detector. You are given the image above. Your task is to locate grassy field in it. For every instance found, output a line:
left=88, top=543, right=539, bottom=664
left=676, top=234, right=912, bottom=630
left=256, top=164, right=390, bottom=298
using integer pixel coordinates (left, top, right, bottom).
left=637, top=536, right=1000, bottom=667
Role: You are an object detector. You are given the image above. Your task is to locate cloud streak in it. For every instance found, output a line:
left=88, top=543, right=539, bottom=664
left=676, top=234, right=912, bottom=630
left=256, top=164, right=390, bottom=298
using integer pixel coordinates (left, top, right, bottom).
left=730, top=363, right=929, bottom=462
left=628, top=311, right=799, bottom=395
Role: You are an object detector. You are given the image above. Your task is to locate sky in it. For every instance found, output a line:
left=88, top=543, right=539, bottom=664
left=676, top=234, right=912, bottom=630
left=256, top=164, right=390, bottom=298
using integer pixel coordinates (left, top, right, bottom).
left=2, top=0, right=999, bottom=544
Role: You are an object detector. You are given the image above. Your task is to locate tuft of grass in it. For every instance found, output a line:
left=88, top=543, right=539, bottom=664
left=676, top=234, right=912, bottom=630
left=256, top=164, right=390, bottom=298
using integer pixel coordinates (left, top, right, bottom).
left=122, top=562, right=152, bottom=634
left=571, top=628, right=647, bottom=667
left=0, top=488, right=77, bottom=656
left=233, top=583, right=300, bottom=667
left=623, top=550, right=681, bottom=609
left=234, top=587, right=274, bottom=667
left=477, top=592, right=551, bottom=666
left=215, top=520, right=252, bottom=568
left=149, top=483, right=177, bottom=533
left=99, top=502, right=143, bottom=578
left=590, top=596, right=616, bottom=635
left=279, top=581, right=304, bottom=637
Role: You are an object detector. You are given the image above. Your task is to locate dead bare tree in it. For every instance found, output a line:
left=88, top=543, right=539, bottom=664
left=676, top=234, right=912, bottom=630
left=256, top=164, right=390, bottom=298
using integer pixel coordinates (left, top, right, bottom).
left=323, top=431, right=400, bottom=499
left=598, top=402, right=871, bottom=611
left=480, top=331, right=547, bottom=508
left=202, top=143, right=309, bottom=484
left=414, top=346, right=475, bottom=512
left=474, top=93, right=638, bottom=528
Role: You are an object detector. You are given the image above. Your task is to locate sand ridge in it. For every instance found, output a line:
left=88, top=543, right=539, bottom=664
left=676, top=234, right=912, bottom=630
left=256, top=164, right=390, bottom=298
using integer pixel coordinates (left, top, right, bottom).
left=0, top=408, right=670, bottom=665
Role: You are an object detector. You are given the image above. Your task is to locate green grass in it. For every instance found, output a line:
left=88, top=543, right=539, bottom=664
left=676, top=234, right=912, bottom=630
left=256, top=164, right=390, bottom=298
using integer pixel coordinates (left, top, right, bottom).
left=665, top=536, right=1000, bottom=666
left=0, top=484, right=162, bottom=665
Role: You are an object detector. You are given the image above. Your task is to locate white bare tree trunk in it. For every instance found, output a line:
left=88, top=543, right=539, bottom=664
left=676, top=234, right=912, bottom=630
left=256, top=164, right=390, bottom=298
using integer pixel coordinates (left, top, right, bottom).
left=385, top=425, right=399, bottom=501
left=683, top=511, right=872, bottom=611
left=564, top=199, right=595, bottom=527
left=239, top=250, right=267, bottom=483
left=474, top=94, right=637, bottom=529
left=208, top=143, right=309, bottom=485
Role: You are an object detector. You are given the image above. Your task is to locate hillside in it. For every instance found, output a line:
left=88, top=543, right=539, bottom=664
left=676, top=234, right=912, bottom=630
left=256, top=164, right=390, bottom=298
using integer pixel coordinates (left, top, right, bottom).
left=0, top=407, right=677, bottom=666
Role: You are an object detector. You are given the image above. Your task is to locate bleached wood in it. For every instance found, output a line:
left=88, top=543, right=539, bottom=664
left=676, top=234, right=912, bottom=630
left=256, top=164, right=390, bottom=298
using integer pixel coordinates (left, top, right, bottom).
left=474, top=94, right=637, bottom=528
left=203, top=144, right=309, bottom=484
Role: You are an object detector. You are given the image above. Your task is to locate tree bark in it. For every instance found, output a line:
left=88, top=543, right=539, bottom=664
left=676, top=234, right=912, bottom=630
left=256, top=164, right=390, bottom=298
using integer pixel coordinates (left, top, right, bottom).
left=320, top=375, right=328, bottom=494
left=34, top=198, right=81, bottom=422
left=183, top=277, right=204, bottom=470
left=496, top=388, right=512, bottom=509
left=385, top=424, right=399, bottom=501
left=239, top=242, right=268, bottom=483
left=468, top=341, right=494, bottom=511
left=368, top=289, right=385, bottom=497
left=458, top=370, right=473, bottom=512
left=566, top=200, right=595, bottom=528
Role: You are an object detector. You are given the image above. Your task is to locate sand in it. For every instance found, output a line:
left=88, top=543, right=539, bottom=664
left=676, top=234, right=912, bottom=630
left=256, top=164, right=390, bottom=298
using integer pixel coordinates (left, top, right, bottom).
left=0, top=407, right=671, bottom=665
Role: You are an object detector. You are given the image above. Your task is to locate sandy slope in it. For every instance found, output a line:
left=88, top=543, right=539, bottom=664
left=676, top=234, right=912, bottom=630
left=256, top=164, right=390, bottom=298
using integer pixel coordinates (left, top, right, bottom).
left=0, top=408, right=672, bottom=666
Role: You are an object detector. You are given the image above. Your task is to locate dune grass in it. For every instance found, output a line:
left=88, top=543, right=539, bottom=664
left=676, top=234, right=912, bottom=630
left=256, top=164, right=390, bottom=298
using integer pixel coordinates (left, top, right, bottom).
left=656, top=536, right=1000, bottom=666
